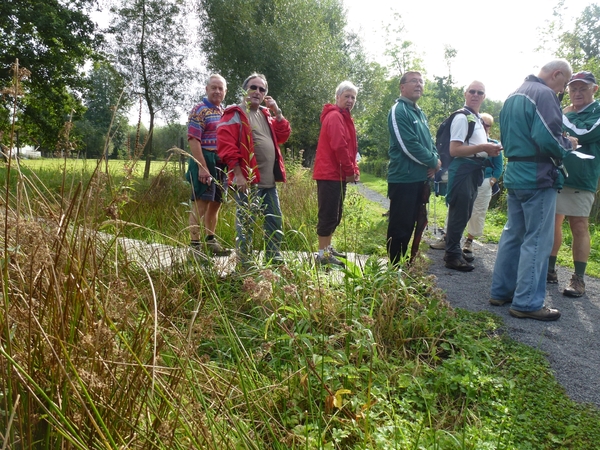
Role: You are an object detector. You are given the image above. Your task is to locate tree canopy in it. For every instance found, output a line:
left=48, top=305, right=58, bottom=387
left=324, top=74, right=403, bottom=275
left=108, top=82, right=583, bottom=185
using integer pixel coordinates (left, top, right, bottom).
left=0, top=0, right=102, bottom=149
left=198, top=0, right=357, bottom=156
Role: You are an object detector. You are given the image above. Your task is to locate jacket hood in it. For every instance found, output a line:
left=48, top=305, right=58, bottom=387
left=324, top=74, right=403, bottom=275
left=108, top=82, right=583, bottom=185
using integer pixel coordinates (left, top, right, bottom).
left=320, top=103, right=350, bottom=123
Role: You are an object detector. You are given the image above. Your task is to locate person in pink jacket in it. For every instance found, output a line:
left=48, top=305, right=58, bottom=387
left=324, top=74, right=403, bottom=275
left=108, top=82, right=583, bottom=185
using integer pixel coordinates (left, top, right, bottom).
left=313, top=81, right=360, bottom=266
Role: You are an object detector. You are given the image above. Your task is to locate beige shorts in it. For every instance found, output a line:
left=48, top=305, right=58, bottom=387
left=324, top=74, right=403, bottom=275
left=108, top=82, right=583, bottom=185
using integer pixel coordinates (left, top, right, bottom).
left=556, top=186, right=595, bottom=217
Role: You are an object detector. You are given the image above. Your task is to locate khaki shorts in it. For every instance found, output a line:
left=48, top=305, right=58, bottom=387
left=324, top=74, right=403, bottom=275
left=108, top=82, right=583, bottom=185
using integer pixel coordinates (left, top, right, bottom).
left=556, top=186, right=595, bottom=217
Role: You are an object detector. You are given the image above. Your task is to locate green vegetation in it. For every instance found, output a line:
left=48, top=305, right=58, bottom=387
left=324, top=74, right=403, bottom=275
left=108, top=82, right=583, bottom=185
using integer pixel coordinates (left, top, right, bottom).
left=0, top=158, right=598, bottom=449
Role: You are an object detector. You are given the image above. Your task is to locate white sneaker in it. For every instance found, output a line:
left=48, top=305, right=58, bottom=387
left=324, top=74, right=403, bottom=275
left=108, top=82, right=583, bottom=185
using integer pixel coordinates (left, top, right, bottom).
left=429, top=236, right=446, bottom=250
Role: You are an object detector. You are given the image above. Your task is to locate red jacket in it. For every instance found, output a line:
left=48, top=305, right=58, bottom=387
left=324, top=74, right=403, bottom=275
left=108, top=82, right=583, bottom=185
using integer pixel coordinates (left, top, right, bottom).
left=312, top=104, right=359, bottom=181
left=217, top=105, right=291, bottom=184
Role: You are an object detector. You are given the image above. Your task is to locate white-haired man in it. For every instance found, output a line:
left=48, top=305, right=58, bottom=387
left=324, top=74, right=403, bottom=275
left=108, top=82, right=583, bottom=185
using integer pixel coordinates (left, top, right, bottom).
left=186, top=74, right=230, bottom=257
left=490, top=60, right=577, bottom=321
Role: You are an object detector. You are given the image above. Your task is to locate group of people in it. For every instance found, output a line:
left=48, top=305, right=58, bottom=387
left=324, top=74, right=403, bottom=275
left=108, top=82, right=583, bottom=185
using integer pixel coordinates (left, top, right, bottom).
left=390, top=59, right=600, bottom=322
left=185, top=60, right=600, bottom=322
left=185, top=73, right=359, bottom=269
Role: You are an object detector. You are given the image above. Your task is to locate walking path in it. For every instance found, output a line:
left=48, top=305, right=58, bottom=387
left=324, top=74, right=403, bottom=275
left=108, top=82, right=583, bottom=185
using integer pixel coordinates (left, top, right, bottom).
left=357, top=182, right=600, bottom=409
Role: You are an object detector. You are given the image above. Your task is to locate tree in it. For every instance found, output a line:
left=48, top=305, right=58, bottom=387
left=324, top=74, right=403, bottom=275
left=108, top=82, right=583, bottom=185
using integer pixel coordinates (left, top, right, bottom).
left=383, top=13, right=424, bottom=76
left=0, top=0, right=101, bottom=149
left=198, top=0, right=352, bottom=157
left=74, top=62, right=130, bottom=159
left=108, top=0, right=194, bottom=177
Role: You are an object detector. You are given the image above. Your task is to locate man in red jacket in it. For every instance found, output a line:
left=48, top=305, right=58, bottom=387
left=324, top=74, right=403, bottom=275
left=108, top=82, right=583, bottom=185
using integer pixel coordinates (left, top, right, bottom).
left=217, top=73, right=291, bottom=266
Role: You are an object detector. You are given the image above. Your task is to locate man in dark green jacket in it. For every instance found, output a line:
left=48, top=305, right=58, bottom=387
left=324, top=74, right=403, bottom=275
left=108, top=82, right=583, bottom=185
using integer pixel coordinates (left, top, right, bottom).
left=548, top=71, right=600, bottom=297
left=490, top=59, right=577, bottom=322
left=387, top=71, right=440, bottom=265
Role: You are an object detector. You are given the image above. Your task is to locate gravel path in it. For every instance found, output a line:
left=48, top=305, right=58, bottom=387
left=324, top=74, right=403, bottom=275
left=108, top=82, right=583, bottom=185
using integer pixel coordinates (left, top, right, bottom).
left=357, top=182, right=600, bottom=409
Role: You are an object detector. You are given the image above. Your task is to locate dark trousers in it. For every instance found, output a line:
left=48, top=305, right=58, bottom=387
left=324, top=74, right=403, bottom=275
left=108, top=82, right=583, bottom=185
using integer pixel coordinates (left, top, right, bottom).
left=445, top=171, right=480, bottom=260
left=387, top=181, right=425, bottom=265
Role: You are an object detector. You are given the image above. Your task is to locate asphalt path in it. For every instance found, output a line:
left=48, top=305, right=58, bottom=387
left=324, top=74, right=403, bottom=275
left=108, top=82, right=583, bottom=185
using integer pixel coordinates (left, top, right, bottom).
left=355, top=182, right=600, bottom=409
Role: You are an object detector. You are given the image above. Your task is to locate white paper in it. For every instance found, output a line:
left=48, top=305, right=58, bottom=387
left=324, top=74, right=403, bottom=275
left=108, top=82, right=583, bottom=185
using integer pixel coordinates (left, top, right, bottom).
left=571, top=150, right=595, bottom=159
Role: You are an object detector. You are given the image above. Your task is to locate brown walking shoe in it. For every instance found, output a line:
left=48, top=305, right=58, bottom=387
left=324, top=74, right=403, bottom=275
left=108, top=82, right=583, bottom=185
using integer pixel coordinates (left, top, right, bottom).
left=563, top=273, right=585, bottom=297
left=489, top=298, right=512, bottom=306
left=462, top=239, right=473, bottom=254
left=509, top=306, right=561, bottom=321
left=547, top=270, right=558, bottom=284
left=206, top=239, right=232, bottom=256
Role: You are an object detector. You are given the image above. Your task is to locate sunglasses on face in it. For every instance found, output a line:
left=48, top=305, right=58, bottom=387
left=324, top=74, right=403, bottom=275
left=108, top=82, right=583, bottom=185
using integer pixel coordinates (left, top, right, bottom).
left=248, top=84, right=267, bottom=93
left=483, top=123, right=491, bottom=128
left=468, top=89, right=485, bottom=96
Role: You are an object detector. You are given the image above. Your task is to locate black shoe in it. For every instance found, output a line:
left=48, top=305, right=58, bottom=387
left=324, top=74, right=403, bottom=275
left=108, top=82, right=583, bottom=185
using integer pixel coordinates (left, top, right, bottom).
left=444, top=257, right=474, bottom=272
left=462, top=251, right=474, bottom=263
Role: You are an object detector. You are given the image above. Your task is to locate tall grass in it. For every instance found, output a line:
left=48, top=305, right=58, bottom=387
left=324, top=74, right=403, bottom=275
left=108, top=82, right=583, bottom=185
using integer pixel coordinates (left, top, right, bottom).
left=2, top=154, right=600, bottom=449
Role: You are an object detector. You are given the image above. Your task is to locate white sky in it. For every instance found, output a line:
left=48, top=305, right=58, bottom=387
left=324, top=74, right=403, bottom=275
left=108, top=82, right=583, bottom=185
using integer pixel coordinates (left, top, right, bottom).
left=343, top=0, right=593, bottom=101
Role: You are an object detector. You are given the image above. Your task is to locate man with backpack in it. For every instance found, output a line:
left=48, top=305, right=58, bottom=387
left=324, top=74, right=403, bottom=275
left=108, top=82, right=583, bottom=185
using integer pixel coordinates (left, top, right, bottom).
left=442, top=81, right=502, bottom=271
left=387, top=71, right=441, bottom=266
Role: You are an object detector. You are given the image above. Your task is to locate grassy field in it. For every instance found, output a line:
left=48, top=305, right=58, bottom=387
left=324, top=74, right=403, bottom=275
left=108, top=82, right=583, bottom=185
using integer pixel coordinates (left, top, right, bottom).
left=0, top=158, right=598, bottom=449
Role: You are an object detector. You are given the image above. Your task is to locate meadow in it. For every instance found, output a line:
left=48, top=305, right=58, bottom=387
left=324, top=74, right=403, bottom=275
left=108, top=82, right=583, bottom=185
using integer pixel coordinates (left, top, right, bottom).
left=0, top=157, right=599, bottom=449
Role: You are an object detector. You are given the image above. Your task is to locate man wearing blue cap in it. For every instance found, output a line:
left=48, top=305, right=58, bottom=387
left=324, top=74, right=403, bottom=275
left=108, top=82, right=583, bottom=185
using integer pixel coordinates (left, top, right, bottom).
left=548, top=71, right=600, bottom=297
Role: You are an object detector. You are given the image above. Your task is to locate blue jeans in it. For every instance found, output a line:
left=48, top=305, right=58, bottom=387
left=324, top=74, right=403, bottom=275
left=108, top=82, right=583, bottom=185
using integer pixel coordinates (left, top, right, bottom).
left=234, top=186, right=283, bottom=261
left=490, top=188, right=557, bottom=311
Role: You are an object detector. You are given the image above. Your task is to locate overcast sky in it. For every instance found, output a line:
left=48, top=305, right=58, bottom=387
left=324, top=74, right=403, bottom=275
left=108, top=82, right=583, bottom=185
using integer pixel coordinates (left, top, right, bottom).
left=343, top=0, right=593, bottom=101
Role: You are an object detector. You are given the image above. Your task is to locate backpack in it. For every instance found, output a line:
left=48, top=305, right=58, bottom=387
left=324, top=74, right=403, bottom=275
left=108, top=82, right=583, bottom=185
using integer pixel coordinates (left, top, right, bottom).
left=435, top=108, right=477, bottom=171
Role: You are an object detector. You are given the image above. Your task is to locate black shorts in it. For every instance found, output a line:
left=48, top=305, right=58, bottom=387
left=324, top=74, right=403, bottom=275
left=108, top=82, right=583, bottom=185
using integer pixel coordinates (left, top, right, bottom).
left=316, top=180, right=347, bottom=237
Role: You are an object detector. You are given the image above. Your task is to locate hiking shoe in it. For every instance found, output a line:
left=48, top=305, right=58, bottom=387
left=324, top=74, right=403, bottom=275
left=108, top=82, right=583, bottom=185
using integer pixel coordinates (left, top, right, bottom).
left=206, top=239, right=232, bottom=256
left=462, top=239, right=473, bottom=254
left=188, top=246, right=209, bottom=263
left=547, top=270, right=558, bottom=284
left=563, top=273, right=585, bottom=297
left=462, top=251, right=474, bottom=263
left=315, top=252, right=345, bottom=267
left=328, top=246, right=347, bottom=258
left=509, top=306, right=561, bottom=321
left=444, top=257, right=474, bottom=272
left=429, top=236, right=446, bottom=250
left=489, top=298, right=512, bottom=306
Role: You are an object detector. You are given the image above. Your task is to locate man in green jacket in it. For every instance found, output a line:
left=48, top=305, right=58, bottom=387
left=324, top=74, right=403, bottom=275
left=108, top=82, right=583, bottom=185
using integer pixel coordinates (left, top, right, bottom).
left=387, top=71, right=441, bottom=265
left=548, top=71, right=600, bottom=297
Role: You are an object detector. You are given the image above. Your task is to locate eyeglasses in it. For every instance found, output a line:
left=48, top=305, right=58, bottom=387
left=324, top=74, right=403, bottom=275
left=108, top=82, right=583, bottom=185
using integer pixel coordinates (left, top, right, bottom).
left=468, top=89, right=485, bottom=96
left=568, top=85, right=591, bottom=94
left=404, top=78, right=424, bottom=85
left=483, top=123, right=492, bottom=128
left=248, top=84, right=267, bottom=93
